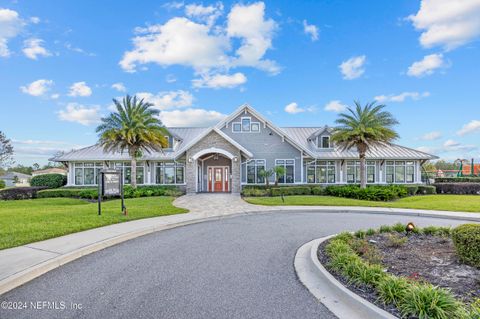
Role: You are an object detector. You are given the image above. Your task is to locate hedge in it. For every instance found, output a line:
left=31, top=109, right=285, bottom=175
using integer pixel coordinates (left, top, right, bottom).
left=433, top=183, right=480, bottom=195
left=37, top=185, right=184, bottom=200
left=417, top=185, right=436, bottom=195
left=404, top=185, right=419, bottom=196
left=452, top=224, right=480, bottom=268
left=0, top=187, right=47, bottom=200
left=325, top=185, right=409, bottom=201
left=435, top=177, right=480, bottom=183
left=30, top=174, right=67, bottom=189
left=270, top=186, right=312, bottom=196
left=0, top=180, right=5, bottom=189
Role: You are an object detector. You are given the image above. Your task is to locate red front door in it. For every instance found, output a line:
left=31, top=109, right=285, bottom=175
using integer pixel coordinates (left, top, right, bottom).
left=213, top=168, right=223, bottom=192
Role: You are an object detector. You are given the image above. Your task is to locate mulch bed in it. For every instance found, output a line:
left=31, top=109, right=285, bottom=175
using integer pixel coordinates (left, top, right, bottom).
left=317, top=233, right=480, bottom=317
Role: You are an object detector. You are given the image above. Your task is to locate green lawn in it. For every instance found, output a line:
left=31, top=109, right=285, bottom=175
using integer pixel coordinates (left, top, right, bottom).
left=0, top=197, right=187, bottom=250
left=245, top=195, right=480, bottom=213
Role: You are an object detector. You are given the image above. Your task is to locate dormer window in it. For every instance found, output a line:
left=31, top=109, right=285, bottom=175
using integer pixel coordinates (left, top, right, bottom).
left=242, top=117, right=251, bottom=131
left=233, top=123, right=241, bottom=132
left=316, top=136, right=331, bottom=149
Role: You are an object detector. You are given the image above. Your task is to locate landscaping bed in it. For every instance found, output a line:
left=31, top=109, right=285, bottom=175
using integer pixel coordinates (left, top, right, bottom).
left=317, top=224, right=480, bottom=318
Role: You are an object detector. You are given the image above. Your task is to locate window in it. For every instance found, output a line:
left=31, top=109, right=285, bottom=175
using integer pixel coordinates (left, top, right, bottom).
left=232, top=117, right=261, bottom=133
left=346, top=160, right=376, bottom=183
left=305, top=160, right=336, bottom=183
left=114, top=162, right=145, bottom=185
left=74, top=162, right=103, bottom=185
left=275, top=159, right=295, bottom=184
left=154, top=162, right=185, bottom=185
left=245, top=159, right=265, bottom=184
left=233, top=123, right=241, bottom=132
left=241, top=118, right=251, bottom=132
left=385, top=161, right=415, bottom=184
left=316, top=136, right=331, bottom=148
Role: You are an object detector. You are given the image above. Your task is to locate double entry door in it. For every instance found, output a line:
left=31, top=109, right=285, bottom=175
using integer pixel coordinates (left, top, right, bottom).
left=207, top=166, right=229, bottom=192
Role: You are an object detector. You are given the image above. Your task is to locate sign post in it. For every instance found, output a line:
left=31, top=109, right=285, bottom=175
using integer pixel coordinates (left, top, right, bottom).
left=98, top=169, right=125, bottom=216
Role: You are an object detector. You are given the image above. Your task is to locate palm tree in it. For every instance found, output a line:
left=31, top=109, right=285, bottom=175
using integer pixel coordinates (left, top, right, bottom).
left=331, top=101, right=399, bottom=189
left=96, top=95, right=168, bottom=188
left=258, top=169, right=274, bottom=188
left=273, top=166, right=286, bottom=187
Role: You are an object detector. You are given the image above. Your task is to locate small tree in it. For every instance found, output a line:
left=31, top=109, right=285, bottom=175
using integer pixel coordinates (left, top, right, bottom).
left=258, top=169, right=274, bottom=188
left=273, top=166, right=286, bottom=187
left=0, top=131, right=14, bottom=168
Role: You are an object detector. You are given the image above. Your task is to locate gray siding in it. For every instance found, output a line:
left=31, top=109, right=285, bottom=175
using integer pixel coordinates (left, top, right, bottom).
left=221, top=111, right=302, bottom=183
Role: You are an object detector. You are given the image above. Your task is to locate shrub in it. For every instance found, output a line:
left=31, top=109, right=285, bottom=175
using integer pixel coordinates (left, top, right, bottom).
left=30, top=174, right=67, bottom=189
left=311, top=186, right=326, bottom=195
left=366, top=228, right=376, bottom=236
left=434, top=183, right=480, bottom=195
left=241, top=188, right=270, bottom=197
left=377, top=275, right=409, bottom=306
left=354, top=229, right=366, bottom=239
left=452, top=224, right=480, bottom=268
left=386, top=233, right=408, bottom=247
left=421, top=226, right=451, bottom=237
left=417, top=185, right=436, bottom=195
left=392, top=222, right=406, bottom=233
left=325, top=184, right=408, bottom=201
left=379, top=225, right=393, bottom=233
left=404, top=185, right=419, bottom=196
left=37, top=188, right=85, bottom=198
left=270, top=186, right=312, bottom=196
left=399, top=284, right=464, bottom=319
left=0, top=187, right=46, bottom=200
left=0, top=180, right=5, bottom=189
left=435, top=177, right=480, bottom=183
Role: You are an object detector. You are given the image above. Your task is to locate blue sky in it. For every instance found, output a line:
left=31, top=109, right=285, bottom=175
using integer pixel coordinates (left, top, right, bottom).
left=1, top=0, right=479, bottom=165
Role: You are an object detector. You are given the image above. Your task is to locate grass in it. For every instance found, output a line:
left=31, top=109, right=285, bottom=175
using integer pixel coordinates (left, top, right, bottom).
left=0, top=197, right=188, bottom=250
left=244, top=194, right=480, bottom=212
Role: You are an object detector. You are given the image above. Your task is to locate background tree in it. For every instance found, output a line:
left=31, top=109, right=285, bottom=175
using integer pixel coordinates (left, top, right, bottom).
left=96, top=95, right=168, bottom=188
left=32, top=163, right=40, bottom=171
left=0, top=131, right=14, bottom=168
left=273, top=166, right=286, bottom=187
left=331, top=101, right=399, bottom=188
left=259, top=169, right=274, bottom=188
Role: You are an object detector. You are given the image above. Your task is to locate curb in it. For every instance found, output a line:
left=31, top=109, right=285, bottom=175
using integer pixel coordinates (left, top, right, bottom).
left=295, top=236, right=396, bottom=319
left=0, top=212, right=254, bottom=296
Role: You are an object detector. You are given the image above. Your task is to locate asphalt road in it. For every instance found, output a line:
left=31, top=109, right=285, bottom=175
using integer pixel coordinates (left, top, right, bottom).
left=0, top=211, right=468, bottom=319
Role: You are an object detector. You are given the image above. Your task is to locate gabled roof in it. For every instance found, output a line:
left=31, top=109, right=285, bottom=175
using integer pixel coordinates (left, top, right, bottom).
left=306, top=126, right=332, bottom=140
left=216, top=103, right=316, bottom=157
left=281, top=127, right=438, bottom=160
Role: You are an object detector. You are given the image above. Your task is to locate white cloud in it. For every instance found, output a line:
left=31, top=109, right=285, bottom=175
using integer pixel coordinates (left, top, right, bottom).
left=442, top=139, right=477, bottom=152
left=374, top=91, right=430, bottom=103
left=111, top=82, right=126, bottom=92
left=303, top=20, right=319, bottom=41
left=339, top=55, right=366, bottom=80
left=29, top=16, right=40, bottom=24
left=407, top=53, right=446, bottom=77
left=163, top=1, right=184, bottom=10
left=407, top=0, right=480, bottom=50
left=457, top=120, right=480, bottom=136
left=284, top=102, right=305, bottom=114
left=227, top=2, right=279, bottom=74
left=419, top=131, right=442, bottom=141
left=136, top=90, right=193, bottom=110
left=0, top=8, right=24, bottom=57
left=57, top=103, right=101, bottom=125
left=185, top=2, right=223, bottom=26
left=50, top=93, right=60, bottom=99
left=20, top=79, right=53, bottom=96
left=159, top=108, right=226, bottom=127
left=192, top=72, right=246, bottom=89
left=64, top=43, right=96, bottom=56
left=324, top=100, right=347, bottom=113
left=22, top=38, right=51, bottom=60
left=166, top=74, right=177, bottom=83
left=121, top=2, right=279, bottom=77
left=68, top=81, right=92, bottom=97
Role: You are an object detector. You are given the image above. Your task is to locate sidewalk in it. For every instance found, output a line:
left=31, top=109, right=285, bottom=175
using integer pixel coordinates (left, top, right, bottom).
left=1, top=194, right=478, bottom=295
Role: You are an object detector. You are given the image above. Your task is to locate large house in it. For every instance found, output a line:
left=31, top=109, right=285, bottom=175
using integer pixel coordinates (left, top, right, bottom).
left=52, top=104, right=437, bottom=193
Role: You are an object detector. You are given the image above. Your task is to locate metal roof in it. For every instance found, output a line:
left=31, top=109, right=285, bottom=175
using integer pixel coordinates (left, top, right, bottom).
left=281, top=127, right=438, bottom=160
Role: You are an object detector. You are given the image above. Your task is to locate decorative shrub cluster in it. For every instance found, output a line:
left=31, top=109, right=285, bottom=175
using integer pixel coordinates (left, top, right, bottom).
left=30, top=174, right=67, bottom=189
left=37, top=185, right=184, bottom=200
left=0, top=180, right=5, bottom=189
left=435, top=177, right=480, bottom=183
left=325, top=185, right=409, bottom=201
left=417, top=185, right=436, bottom=194
left=0, top=187, right=47, bottom=200
left=325, top=226, right=477, bottom=319
left=433, top=183, right=480, bottom=195
left=270, top=186, right=312, bottom=196
left=452, top=224, right=480, bottom=268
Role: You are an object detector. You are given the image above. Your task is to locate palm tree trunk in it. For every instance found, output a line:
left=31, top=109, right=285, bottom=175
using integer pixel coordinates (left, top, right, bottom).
left=131, top=157, right=137, bottom=189
left=359, top=153, right=366, bottom=189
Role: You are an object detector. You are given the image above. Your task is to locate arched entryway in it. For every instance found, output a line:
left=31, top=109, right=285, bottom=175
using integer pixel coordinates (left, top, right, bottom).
left=192, top=148, right=234, bottom=193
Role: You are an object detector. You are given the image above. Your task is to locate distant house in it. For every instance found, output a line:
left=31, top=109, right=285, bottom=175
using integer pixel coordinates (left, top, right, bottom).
left=0, top=172, right=31, bottom=187
left=32, top=167, right=67, bottom=177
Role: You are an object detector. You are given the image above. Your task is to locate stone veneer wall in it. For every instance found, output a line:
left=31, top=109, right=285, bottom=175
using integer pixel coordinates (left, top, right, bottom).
left=185, top=131, right=242, bottom=193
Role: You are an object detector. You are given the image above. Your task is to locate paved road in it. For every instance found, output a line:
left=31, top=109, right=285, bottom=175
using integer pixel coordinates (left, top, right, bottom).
left=0, top=211, right=467, bottom=319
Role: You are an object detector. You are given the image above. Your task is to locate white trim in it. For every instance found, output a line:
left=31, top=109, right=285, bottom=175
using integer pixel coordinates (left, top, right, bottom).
left=243, top=158, right=267, bottom=185
left=192, top=147, right=235, bottom=160
left=207, top=165, right=230, bottom=192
